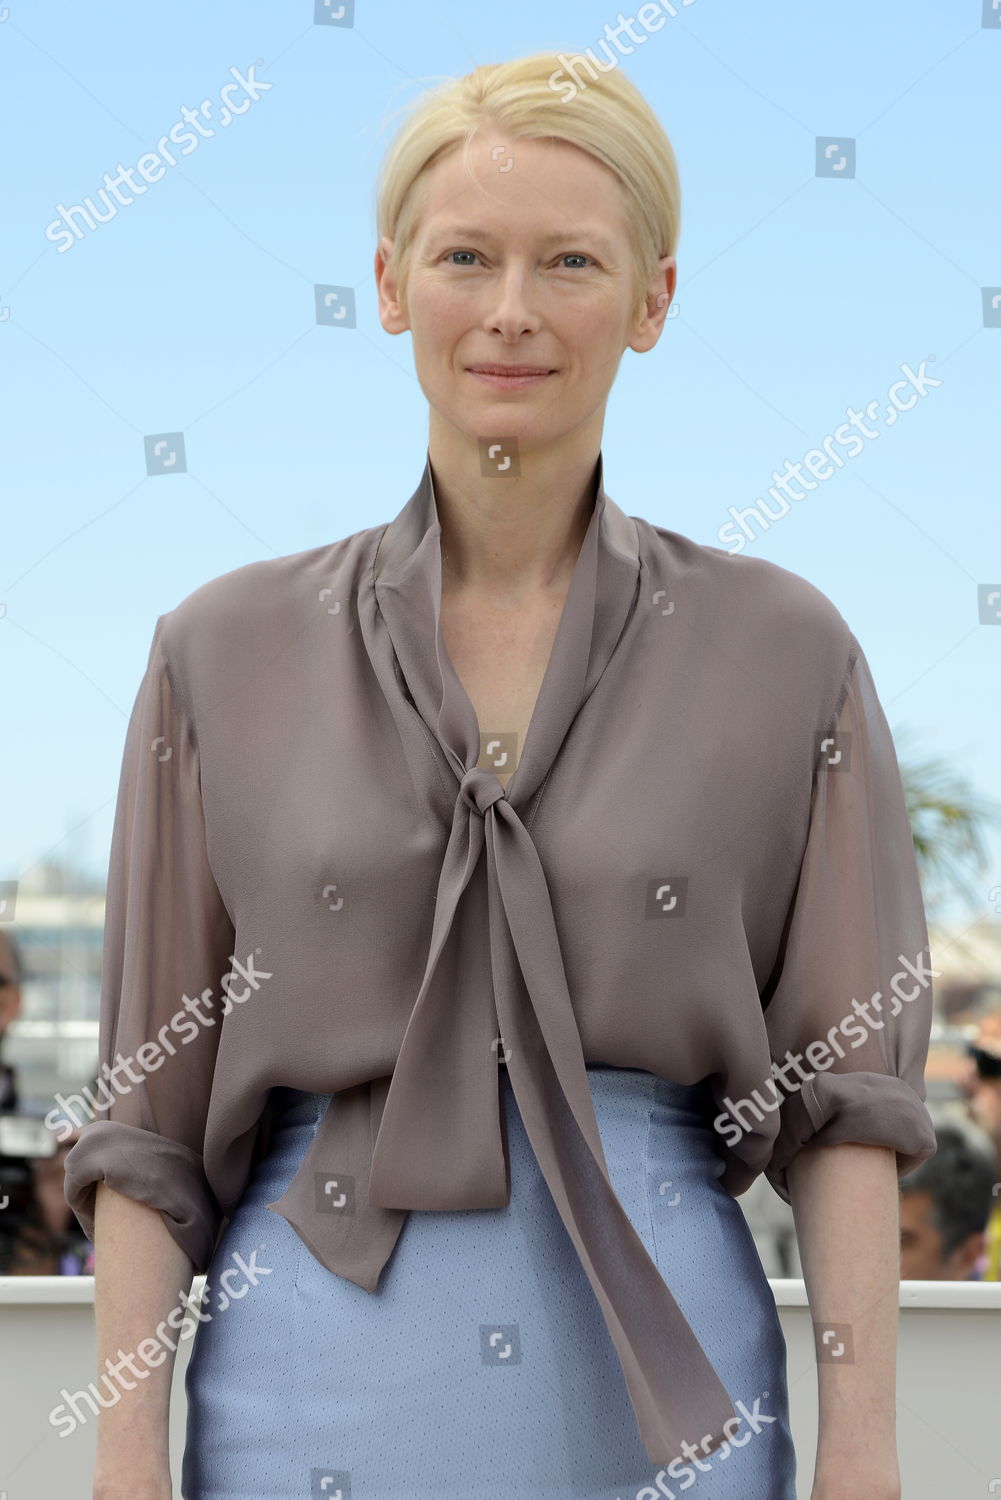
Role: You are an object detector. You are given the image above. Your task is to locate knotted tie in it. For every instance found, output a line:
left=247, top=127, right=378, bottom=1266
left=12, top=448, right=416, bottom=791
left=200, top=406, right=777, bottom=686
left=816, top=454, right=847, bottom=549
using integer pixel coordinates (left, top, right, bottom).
left=267, top=456, right=741, bottom=1465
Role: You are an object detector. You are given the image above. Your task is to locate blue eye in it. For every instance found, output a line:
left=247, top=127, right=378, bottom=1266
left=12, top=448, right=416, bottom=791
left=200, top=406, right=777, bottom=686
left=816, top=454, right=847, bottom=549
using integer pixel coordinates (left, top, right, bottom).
left=442, top=251, right=594, bottom=269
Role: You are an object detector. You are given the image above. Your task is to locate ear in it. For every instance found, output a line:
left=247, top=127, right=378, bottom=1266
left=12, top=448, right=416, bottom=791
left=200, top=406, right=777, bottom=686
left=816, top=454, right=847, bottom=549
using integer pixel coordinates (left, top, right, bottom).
left=375, top=235, right=411, bottom=335
left=628, top=254, right=678, bottom=355
left=949, top=1229, right=986, bottom=1281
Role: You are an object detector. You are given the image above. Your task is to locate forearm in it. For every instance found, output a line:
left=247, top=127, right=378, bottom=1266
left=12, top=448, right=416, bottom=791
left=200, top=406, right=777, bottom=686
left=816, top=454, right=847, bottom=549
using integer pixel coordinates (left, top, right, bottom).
left=91, top=1180, right=196, bottom=1497
left=786, top=1140, right=902, bottom=1499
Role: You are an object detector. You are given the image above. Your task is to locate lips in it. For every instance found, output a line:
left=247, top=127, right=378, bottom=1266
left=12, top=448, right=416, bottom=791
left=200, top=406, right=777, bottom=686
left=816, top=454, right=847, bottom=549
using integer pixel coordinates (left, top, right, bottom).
left=468, top=367, right=555, bottom=376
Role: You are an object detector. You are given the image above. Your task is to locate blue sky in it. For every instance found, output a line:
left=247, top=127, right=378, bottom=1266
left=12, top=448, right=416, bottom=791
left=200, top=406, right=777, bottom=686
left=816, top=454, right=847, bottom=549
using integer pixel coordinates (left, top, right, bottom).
left=1, top=0, right=999, bottom=926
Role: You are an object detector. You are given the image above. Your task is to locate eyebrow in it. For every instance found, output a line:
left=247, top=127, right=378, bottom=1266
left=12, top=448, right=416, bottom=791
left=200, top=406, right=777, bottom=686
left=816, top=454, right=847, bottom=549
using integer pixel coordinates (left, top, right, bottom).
left=427, top=225, right=618, bottom=253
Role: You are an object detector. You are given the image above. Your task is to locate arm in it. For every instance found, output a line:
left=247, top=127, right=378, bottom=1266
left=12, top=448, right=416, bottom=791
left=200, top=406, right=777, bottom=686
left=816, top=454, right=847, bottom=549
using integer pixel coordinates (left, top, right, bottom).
left=756, top=638, right=937, bottom=1492
left=60, top=615, right=235, bottom=1496
left=92, top=1182, right=195, bottom=1500
left=786, top=1140, right=903, bottom=1500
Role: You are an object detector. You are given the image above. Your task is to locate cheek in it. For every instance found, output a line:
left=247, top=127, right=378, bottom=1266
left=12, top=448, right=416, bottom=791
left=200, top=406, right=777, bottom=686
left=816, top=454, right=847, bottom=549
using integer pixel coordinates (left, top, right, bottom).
left=412, top=280, right=477, bottom=325
left=417, top=318, right=473, bottom=375
left=561, top=314, right=630, bottom=370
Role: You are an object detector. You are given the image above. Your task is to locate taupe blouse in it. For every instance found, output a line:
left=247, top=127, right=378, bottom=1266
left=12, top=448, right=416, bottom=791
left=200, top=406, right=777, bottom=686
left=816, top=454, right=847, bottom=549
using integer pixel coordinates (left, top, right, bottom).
left=64, top=451, right=937, bottom=1466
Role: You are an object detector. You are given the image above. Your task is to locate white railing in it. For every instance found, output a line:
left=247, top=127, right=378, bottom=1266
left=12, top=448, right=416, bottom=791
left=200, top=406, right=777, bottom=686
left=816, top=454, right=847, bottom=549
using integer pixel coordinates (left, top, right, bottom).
left=1, top=1276, right=999, bottom=1499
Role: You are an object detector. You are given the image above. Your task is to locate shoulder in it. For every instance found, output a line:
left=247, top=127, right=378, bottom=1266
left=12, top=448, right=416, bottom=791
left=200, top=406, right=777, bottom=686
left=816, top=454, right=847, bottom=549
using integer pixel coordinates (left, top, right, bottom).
left=151, top=522, right=385, bottom=702
left=634, top=515, right=856, bottom=694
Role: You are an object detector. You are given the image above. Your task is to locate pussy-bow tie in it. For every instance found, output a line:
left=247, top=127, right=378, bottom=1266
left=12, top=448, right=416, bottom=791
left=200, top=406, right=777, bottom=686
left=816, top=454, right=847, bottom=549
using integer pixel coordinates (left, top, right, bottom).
left=268, top=454, right=740, bottom=1465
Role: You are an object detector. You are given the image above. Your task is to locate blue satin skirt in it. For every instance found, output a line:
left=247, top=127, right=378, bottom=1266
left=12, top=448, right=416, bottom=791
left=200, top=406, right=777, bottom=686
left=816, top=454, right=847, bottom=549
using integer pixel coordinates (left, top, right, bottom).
left=182, top=1066, right=797, bottom=1499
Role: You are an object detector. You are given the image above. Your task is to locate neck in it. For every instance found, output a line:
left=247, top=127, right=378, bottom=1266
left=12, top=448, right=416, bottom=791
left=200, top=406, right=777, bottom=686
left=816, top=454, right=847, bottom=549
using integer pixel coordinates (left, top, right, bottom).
left=427, top=421, right=603, bottom=600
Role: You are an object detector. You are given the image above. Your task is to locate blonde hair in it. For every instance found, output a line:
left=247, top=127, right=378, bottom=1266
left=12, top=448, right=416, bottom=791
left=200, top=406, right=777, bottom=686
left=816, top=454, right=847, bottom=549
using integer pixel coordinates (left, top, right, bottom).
left=373, top=50, right=681, bottom=327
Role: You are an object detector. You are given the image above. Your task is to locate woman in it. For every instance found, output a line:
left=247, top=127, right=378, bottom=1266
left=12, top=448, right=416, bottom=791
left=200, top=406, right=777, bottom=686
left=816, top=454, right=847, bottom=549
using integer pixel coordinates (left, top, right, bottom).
left=65, top=51, right=936, bottom=1500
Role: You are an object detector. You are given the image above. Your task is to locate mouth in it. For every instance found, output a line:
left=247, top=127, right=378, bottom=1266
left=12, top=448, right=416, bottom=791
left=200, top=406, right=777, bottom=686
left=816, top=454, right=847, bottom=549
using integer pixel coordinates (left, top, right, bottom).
left=466, top=366, right=557, bottom=389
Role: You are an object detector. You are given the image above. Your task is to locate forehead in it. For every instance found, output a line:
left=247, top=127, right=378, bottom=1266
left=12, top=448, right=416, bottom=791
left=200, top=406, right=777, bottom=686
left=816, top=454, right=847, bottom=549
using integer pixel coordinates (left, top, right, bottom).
left=415, top=134, right=629, bottom=241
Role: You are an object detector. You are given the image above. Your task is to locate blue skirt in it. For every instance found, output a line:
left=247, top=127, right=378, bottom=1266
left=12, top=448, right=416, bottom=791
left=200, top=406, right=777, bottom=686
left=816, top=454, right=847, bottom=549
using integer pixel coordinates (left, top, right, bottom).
left=182, top=1066, right=797, bottom=1499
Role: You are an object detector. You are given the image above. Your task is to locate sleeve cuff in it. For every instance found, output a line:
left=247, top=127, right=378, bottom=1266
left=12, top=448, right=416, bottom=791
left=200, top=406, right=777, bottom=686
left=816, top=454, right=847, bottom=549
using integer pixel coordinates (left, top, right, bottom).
left=62, top=1120, right=223, bottom=1272
left=764, top=1070, right=938, bottom=1205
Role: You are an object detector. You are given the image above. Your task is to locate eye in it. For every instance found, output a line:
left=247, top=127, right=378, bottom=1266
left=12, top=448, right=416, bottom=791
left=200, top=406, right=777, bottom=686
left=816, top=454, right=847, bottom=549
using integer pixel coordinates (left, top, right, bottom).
left=440, top=250, right=595, bottom=269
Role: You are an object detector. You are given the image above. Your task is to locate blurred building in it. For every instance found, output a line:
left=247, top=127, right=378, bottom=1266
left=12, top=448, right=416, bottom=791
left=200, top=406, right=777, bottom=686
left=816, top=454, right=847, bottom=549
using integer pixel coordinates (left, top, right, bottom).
left=1, top=858, right=105, bottom=1108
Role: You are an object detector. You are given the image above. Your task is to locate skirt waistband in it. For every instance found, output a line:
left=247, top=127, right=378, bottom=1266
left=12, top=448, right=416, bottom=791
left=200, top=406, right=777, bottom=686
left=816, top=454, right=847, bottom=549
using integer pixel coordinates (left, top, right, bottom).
left=263, top=1065, right=719, bottom=1136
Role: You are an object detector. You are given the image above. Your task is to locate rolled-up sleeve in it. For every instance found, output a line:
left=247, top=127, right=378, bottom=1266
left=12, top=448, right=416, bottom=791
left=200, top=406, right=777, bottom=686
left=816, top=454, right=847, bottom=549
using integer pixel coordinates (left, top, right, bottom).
left=63, top=614, right=235, bottom=1270
left=760, top=635, right=938, bottom=1205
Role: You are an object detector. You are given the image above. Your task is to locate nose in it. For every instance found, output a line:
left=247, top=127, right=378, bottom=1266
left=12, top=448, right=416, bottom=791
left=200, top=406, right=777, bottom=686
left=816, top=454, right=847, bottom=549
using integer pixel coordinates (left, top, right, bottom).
left=482, top=261, right=543, bottom=340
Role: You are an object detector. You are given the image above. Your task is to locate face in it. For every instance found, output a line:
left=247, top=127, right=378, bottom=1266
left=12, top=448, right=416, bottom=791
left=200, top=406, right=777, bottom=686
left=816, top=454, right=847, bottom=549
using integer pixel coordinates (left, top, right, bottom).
left=375, top=131, right=676, bottom=461
left=899, top=1189, right=983, bottom=1280
left=968, top=1077, right=1001, bottom=1146
left=964, top=1022, right=1001, bottom=1144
